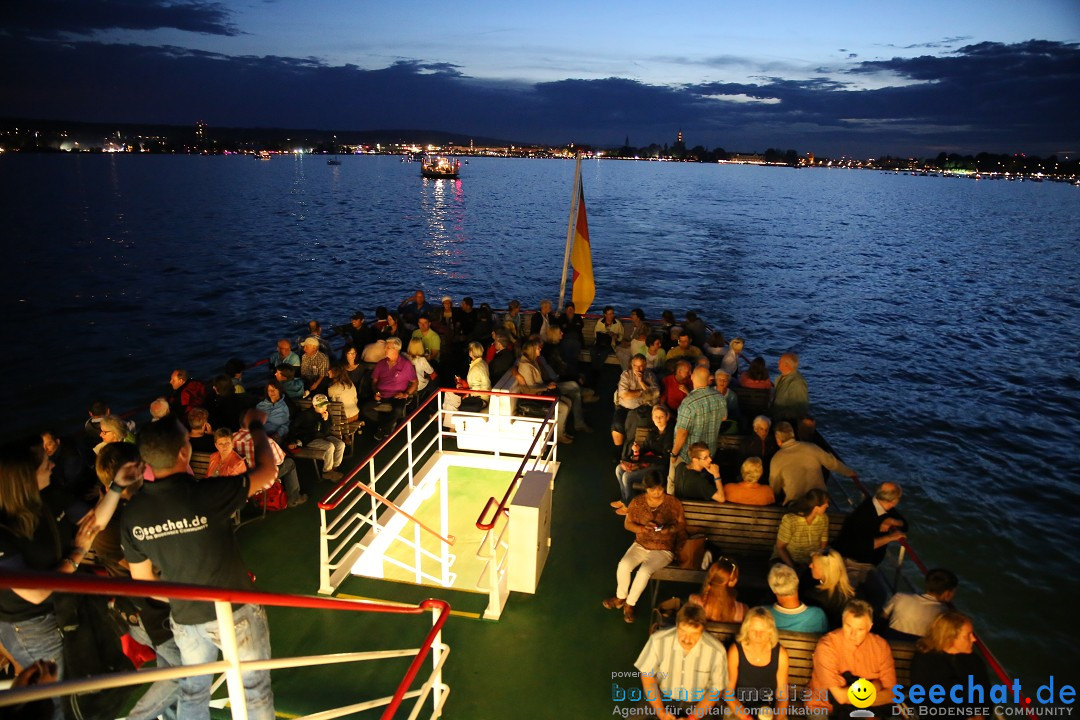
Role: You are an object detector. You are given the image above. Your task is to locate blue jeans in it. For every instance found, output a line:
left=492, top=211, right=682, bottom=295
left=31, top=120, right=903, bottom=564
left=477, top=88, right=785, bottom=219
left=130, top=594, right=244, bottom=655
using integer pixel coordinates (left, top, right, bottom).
left=614, top=465, right=655, bottom=505
left=127, top=619, right=182, bottom=720
left=0, top=612, right=65, bottom=720
left=170, top=604, right=274, bottom=720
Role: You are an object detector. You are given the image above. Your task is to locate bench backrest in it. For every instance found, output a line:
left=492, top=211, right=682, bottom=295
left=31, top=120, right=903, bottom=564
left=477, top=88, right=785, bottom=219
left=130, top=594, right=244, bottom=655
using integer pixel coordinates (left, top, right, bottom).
left=707, top=622, right=914, bottom=693
left=190, top=451, right=212, bottom=479
left=681, top=500, right=843, bottom=558
left=733, top=385, right=772, bottom=423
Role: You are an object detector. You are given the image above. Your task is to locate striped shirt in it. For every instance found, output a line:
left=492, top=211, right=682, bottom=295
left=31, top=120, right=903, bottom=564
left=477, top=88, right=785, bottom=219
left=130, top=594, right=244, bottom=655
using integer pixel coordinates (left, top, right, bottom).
left=635, top=627, right=728, bottom=703
left=674, top=387, right=727, bottom=462
left=774, top=512, right=829, bottom=564
left=231, top=429, right=286, bottom=467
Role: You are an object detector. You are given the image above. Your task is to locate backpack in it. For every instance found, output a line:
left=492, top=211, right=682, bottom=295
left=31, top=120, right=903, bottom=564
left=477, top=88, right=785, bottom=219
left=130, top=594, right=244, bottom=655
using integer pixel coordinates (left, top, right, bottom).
left=54, top=591, right=136, bottom=719
left=251, top=480, right=288, bottom=512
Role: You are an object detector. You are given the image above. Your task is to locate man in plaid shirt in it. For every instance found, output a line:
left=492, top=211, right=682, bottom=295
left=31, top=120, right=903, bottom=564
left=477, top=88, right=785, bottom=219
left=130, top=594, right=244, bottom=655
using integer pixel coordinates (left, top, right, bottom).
left=232, top=420, right=306, bottom=507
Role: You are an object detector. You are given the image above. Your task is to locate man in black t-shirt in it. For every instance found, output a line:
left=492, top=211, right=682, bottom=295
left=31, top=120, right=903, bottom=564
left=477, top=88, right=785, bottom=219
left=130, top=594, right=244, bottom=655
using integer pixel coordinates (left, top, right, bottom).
left=120, top=415, right=278, bottom=720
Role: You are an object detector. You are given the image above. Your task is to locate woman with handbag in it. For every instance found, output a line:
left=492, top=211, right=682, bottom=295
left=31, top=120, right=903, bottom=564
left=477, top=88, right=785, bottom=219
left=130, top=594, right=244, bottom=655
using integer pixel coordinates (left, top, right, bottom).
left=512, top=338, right=573, bottom=444
left=611, top=404, right=673, bottom=513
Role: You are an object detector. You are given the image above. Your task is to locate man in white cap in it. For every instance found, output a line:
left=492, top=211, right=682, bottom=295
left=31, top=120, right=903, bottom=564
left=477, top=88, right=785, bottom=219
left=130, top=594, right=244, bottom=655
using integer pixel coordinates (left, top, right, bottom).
left=286, top=394, right=346, bottom=481
left=299, top=337, right=329, bottom=393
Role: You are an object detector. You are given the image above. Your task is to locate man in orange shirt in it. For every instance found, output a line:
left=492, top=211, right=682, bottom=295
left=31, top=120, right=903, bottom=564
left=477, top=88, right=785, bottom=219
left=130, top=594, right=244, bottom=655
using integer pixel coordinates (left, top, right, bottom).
left=808, top=599, right=896, bottom=718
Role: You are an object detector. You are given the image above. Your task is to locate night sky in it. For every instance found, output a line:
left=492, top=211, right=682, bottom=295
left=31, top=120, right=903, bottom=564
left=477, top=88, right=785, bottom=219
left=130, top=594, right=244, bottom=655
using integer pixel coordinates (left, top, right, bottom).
left=1, top=0, right=1078, bottom=156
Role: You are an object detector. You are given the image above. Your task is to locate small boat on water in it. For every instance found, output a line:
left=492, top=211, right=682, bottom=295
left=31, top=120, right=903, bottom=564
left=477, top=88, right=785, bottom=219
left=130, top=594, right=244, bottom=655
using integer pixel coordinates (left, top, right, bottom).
left=421, top=155, right=461, bottom=179
left=327, top=157, right=342, bottom=166
left=256, top=150, right=271, bottom=160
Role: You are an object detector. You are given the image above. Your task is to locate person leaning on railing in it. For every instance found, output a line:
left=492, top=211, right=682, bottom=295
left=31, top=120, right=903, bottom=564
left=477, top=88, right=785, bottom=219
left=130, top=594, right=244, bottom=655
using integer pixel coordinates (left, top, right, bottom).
left=119, top=412, right=279, bottom=719
left=0, top=434, right=135, bottom=718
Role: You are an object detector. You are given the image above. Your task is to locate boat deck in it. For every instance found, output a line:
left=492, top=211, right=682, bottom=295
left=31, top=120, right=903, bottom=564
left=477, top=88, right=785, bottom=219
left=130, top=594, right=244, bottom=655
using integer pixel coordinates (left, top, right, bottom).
left=232, top=366, right=651, bottom=718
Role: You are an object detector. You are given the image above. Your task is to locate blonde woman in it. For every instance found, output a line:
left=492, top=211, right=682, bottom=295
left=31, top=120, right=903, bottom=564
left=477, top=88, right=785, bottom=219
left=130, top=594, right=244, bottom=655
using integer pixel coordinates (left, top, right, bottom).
left=725, top=607, right=790, bottom=718
left=723, top=457, right=776, bottom=506
left=406, top=338, right=436, bottom=394
left=806, top=548, right=855, bottom=628
left=721, top=337, right=746, bottom=376
left=442, top=342, right=491, bottom=424
left=910, top=611, right=991, bottom=716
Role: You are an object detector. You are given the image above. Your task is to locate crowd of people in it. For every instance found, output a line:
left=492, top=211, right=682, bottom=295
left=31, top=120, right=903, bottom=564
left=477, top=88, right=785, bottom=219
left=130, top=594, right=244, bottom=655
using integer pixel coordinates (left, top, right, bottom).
left=0, top=293, right=988, bottom=718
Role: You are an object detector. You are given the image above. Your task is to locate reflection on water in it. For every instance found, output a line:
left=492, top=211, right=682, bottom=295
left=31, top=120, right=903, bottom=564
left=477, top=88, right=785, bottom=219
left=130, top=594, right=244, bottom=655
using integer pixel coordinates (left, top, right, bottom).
left=1, top=154, right=1078, bottom=681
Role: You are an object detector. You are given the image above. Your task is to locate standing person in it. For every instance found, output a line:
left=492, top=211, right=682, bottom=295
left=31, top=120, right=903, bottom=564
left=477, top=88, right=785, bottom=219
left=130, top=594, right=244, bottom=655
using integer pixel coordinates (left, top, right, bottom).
left=669, top=366, right=726, bottom=490
left=602, top=472, right=685, bottom=624
left=772, top=352, right=809, bottom=423
left=121, top=416, right=278, bottom=720
left=0, top=438, right=129, bottom=720
left=725, top=607, right=790, bottom=719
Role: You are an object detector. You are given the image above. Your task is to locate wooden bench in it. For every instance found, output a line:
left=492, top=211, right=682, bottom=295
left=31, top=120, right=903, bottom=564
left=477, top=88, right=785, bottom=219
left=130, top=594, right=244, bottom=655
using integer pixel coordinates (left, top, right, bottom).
left=705, top=622, right=914, bottom=699
left=733, top=385, right=772, bottom=426
left=649, top=500, right=846, bottom=606
left=288, top=399, right=361, bottom=473
left=190, top=451, right=212, bottom=479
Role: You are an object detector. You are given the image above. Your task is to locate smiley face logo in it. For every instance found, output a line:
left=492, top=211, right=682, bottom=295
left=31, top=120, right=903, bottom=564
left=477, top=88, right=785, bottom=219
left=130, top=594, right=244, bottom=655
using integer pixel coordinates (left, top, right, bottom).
left=847, top=677, right=876, bottom=708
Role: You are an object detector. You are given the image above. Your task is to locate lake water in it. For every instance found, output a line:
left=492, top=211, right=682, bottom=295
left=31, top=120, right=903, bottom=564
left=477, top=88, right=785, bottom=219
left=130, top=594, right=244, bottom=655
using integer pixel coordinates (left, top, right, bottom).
left=1, top=153, right=1078, bottom=686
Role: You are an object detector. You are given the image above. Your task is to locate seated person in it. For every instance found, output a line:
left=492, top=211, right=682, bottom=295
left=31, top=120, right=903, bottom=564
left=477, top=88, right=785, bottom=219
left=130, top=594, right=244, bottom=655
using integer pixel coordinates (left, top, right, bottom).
left=590, top=306, right=624, bottom=379
left=299, top=336, right=330, bottom=393
left=883, top=568, right=958, bottom=640
left=502, top=299, right=523, bottom=342
left=255, top=379, right=290, bottom=443
left=682, top=311, right=707, bottom=347
left=772, top=488, right=830, bottom=569
left=808, top=600, right=896, bottom=719
left=714, top=370, right=740, bottom=431
left=529, top=298, right=557, bottom=338
left=512, top=338, right=573, bottom=444
left=740, top=415, right=778, bottom=479
left=406, top=338, right=437, bottom=395
left=739, top=356, right=774, bottom=390
left=443, top=341, right=491, bottom=422
left=612, top=404, right=673, bottom=513
left=186, top=407, right=215, bottom=453
left=615, top=308, right=647, bottom=370
left=411, top=315, right=441, bottom=362
left=269, top=338, right=301, bottom=372
left=673, top=442, right=724, bottom=503
left=723, top=457, right=776, bottom=506
left=660, top=360, right=692, bottom=413
left=703, top=331, right=726, bottom=368
left=542, top=327, right=590, bottom=433
left=909, top=611, right=991, bottom=717
left=612, top=354, right=659, bottom=452
left=207, top=374, right=257, bottom=431
left=689, top=556, right=747, bottom=623
left=767, top=563, right=828, bottom=633
left=288, top=394, right=346, bottom=481
left=487, top=330, right=516, bottom=385
left=634, top=604, right=727, bottom=720
left=725, top=607, right=790, bottom=718
left=602, top=472, right=684, bottom=623
left=326, top=364, right=360, bottom=423
left=362, top=337, right=418, bottom=441
left=556, top=301, right=586, bottom=376
left=275, top=365, right=305, bottom=400
left=643, top=334, right=667, bottom=373
left=721, top=337, right=746, bottom=376
left=207, top=428, right=247, bottom=477
left=664, top=332, right=703, bottom=372
left=398, top=290, right=433, bottom=330
left=805, top=549, right=856, bottom=629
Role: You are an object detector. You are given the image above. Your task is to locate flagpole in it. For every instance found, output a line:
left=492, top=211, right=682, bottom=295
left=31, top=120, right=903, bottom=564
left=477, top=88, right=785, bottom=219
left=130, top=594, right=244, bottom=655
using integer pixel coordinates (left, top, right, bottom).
left=557, top=152, right=582, bottom=312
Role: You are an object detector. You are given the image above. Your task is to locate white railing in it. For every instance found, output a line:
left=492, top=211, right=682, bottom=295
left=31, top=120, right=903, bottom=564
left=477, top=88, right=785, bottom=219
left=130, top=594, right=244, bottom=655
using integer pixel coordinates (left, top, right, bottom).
left=318, top=389, right=559, bottom=599
left=0, top=572, right=450, bottom=720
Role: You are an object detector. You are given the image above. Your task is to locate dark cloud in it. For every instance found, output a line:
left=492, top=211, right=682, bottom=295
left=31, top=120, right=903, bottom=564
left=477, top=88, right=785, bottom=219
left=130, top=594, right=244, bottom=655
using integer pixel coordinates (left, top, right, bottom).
left=882, top=36, right=971, bottom=50
left=0, top=37, right=1075, bottom=157
left=0, top=0, right=238, bottom=38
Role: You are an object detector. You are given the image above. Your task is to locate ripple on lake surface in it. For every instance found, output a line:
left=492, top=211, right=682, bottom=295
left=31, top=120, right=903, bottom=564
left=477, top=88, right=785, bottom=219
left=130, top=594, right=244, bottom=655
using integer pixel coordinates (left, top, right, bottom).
left=1, top=153, right=1078, bottom=681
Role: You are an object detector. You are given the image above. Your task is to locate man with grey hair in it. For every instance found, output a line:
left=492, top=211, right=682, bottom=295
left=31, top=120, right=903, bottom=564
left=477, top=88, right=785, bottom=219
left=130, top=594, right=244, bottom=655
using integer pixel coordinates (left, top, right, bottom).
left=809, top=599, right=896, bottom=717
left=299, top=337, right=330, bottom=393
left=772, top=352, right=809, bottom=423
left=769, top=421, right=858, bottom=504
left=149, top=397, right=171, bottom=421
left=362, top=336, right=418, bottom=440
left=835, top=481, right=907, bottom=567
left=768, top=563, right=828, bottom=633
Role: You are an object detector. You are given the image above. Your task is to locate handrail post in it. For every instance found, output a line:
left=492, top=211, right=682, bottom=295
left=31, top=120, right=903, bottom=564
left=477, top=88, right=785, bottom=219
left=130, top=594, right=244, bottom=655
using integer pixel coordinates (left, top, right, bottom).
left=437, top=390, right=444, bottom=455
left=370, top=461, right=378, bottom=531
left=429, top=604, right=443, bottom=715
left=406, top=413, right=415, bottom=489
left=319, top=506, right=331, bottom=593
left=485, top=517, right=500, bottom=619
left=214, top=600, right=250, bottom=720
left=441, top=465, right=451, bottom=587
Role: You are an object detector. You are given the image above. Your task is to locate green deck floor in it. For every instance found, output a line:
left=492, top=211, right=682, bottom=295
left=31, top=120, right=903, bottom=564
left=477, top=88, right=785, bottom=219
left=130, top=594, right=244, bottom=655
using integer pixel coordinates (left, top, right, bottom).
left=232, top=370, right=663, bottom=719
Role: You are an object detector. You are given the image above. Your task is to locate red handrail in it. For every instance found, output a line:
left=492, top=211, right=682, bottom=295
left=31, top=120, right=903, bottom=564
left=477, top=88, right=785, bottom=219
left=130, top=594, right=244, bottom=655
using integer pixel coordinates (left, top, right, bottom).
left=318, top=387, right=559, bottom=510
left=842, top=476, right=1018, bottom=692
left=0, top=570, right=449, bottom=720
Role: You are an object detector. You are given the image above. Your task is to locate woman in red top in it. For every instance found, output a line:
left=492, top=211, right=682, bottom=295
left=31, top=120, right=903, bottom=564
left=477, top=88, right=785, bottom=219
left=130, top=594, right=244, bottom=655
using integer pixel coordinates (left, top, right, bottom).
left=738, top=356, right=774, bottom=390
